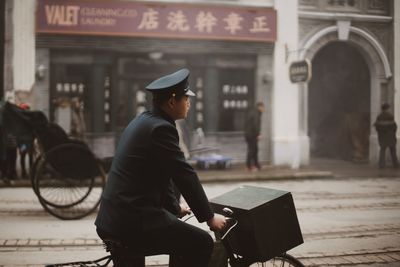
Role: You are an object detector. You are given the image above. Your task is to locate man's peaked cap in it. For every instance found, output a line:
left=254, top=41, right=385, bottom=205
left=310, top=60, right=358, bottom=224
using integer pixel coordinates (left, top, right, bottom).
left=145, top=68, right=195, bottom=98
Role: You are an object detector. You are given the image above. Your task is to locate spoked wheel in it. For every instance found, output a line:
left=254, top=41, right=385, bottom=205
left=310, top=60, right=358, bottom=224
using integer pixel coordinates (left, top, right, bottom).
left=248, top=254, right=304, bottom=267
left=32, top=143, right=106, bottom=220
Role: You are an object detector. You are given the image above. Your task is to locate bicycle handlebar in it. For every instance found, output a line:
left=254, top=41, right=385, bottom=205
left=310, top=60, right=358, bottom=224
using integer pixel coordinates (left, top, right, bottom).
left=222, top=207, right=234, bottom=216
left=181, top=207, right=238, bottom=240
left=219, top=207, right=238, bottom=240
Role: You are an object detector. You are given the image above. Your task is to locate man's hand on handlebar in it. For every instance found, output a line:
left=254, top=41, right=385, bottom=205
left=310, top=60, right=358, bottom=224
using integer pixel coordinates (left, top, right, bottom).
left=178, top=203, right=191, bottom=218
left=207, top=213, right=227, bottom=232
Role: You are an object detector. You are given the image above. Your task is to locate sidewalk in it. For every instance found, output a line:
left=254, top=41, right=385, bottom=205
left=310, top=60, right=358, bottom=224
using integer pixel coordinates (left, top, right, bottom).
left=196, top=157, right=400, bottom=182
left=1, top=158, right=399, bottom=188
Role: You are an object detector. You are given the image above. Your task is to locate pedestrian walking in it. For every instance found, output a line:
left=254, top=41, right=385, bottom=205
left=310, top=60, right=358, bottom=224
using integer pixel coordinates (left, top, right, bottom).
left=244, top=101, right=265, bottom=171
left=374, top=103, right=399, bottom=169
left=95, top=68, right=226, bottom=267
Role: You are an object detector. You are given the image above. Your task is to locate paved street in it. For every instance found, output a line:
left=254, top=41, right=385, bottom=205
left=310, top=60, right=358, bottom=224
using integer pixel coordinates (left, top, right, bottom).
left=1, top=174, right=400, bottom=266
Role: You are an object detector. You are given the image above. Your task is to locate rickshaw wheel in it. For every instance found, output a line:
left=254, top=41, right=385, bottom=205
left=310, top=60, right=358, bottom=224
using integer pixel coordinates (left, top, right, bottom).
left=32, top=143, right=106, bottom=220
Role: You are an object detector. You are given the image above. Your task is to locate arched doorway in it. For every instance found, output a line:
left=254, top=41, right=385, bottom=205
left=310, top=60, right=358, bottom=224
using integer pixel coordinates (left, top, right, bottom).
left=308, top=41, right=371, bottom=162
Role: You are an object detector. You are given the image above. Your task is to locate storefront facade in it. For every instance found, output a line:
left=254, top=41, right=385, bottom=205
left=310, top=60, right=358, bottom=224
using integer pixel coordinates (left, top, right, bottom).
left=6, top=0, right=397, bottom=167
left=34, top=0, right=276, bottom=161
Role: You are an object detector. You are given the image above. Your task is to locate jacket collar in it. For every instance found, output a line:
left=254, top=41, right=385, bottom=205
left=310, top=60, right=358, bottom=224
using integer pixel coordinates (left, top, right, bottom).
left=152, top=107, right=176, bottom=126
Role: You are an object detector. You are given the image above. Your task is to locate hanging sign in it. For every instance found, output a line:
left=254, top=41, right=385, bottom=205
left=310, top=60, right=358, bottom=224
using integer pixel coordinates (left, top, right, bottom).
left=289, top=59, right=312, bottom=83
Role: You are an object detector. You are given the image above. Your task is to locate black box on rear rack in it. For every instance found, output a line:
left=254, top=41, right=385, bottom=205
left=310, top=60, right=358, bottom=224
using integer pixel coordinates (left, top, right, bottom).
left=209, top=185, right=303, bottom=262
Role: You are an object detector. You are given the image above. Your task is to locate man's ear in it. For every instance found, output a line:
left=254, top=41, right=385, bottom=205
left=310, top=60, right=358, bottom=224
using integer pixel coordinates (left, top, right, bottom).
left=168, top=97, right=175, bottom=108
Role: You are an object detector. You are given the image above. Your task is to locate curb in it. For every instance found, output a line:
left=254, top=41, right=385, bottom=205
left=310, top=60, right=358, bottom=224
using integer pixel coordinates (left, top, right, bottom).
left=199, top=170, right=334, bottom=183
left=0, top=170, right=334, bottom=188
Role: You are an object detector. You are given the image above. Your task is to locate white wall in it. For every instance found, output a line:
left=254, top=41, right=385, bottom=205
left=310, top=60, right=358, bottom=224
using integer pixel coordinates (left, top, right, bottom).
left=395, top=1, right=400, bottom=135
left=13, top=0, right=35, bottom=92
left=394, top=1, right=400, bottom=158
left=272, top=0, right=303, bottom=168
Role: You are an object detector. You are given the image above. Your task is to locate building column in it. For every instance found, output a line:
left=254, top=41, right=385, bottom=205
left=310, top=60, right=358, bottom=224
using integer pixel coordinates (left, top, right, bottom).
left=204, top=61, right=219, bottom=132
left=3, top=0, right=13, bottom=102
left=35, top=48, right=50, bottom=116
left=395, top=1, right=400, bottom=142
left=13, top=0, right=35, bottom=95
left=0, top=1, right=5, bottom=99
left=256, top=54, right=273, bottom=163
left=298, top=82, right=310, bottom=165
left=91, top=65, right=106, bottom=133
left=272, top=0, right=303, bottom=168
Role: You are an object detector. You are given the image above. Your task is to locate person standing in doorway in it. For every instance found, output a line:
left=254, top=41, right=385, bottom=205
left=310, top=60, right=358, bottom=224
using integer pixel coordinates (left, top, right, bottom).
left=70, top=97, right=86, bottom=141
left=374, top=103, right=399, bottom=169
left=244, top=101, right=265, bottom=172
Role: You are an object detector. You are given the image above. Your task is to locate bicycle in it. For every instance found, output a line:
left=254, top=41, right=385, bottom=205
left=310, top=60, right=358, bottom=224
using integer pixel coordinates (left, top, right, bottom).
left=46, top=185, right=304, bottom=267
left=45, top=207, right=304, bottom=267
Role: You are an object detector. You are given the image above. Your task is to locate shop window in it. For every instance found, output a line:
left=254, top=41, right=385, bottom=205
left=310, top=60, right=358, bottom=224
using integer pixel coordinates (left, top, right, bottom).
left=114, top=81, right=148, bottom=132
left=51, top=64, right=113, bottom=136
left=218, top=68, right=255, bottom=132
left=50, top=64, right=91, bottom=138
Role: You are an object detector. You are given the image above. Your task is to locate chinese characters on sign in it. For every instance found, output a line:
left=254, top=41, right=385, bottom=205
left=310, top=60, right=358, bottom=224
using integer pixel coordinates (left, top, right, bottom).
left=37, top=0, right=276, bottom=42
left=222, top=85, right=249, bottom=110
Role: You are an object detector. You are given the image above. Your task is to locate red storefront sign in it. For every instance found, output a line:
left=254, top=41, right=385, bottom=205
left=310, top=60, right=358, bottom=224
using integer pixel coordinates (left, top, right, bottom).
left=36, top=0, right=276, bottom=42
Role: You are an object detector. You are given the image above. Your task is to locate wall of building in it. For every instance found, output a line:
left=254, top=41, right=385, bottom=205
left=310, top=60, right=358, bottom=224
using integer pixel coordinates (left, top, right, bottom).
left=12, top=0, right=35, bottom=94
left=2, top=0, right=36, bottom=105
left=298, top=0, right=395, bottom=165
left=7, top=0, right=398, bottom=168
left=271, top=0, right=303, bottom=168
left=395, top=1, right=400, bottom=154
left=33, top=0, right=276, bottom=162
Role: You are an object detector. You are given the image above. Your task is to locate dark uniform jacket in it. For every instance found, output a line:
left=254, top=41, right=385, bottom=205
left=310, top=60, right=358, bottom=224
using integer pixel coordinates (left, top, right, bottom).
left=374, top=111, right=397, bottom=147
left=244, top=108, right=262, bottom=140
left=95, top=108, right=213, bottom=238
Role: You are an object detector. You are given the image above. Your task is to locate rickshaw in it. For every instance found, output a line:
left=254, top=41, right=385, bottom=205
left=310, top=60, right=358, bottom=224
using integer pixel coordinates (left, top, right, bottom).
left=0, top=101, right=106, bottom=220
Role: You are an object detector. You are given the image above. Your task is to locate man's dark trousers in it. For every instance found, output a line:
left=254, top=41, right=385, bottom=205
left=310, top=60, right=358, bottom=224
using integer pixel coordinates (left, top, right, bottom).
left=98, top=219, right=214, bottom=267
left=379, top=145, right=399, bottom=168
left=246, top=137, right=260, bottom=169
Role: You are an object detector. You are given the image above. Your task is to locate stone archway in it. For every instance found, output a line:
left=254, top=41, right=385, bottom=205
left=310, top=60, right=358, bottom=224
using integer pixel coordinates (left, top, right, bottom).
left=299, top=25, right=392, bottom=163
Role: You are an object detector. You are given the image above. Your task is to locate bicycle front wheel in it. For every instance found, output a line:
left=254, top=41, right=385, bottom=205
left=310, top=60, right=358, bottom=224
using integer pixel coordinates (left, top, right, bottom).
left=248, top=253, right=304, bottom=267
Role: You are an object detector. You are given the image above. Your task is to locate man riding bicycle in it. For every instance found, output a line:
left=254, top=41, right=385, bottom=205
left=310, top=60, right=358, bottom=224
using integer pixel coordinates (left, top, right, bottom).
left=95, top=68, right=226, bottom=267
